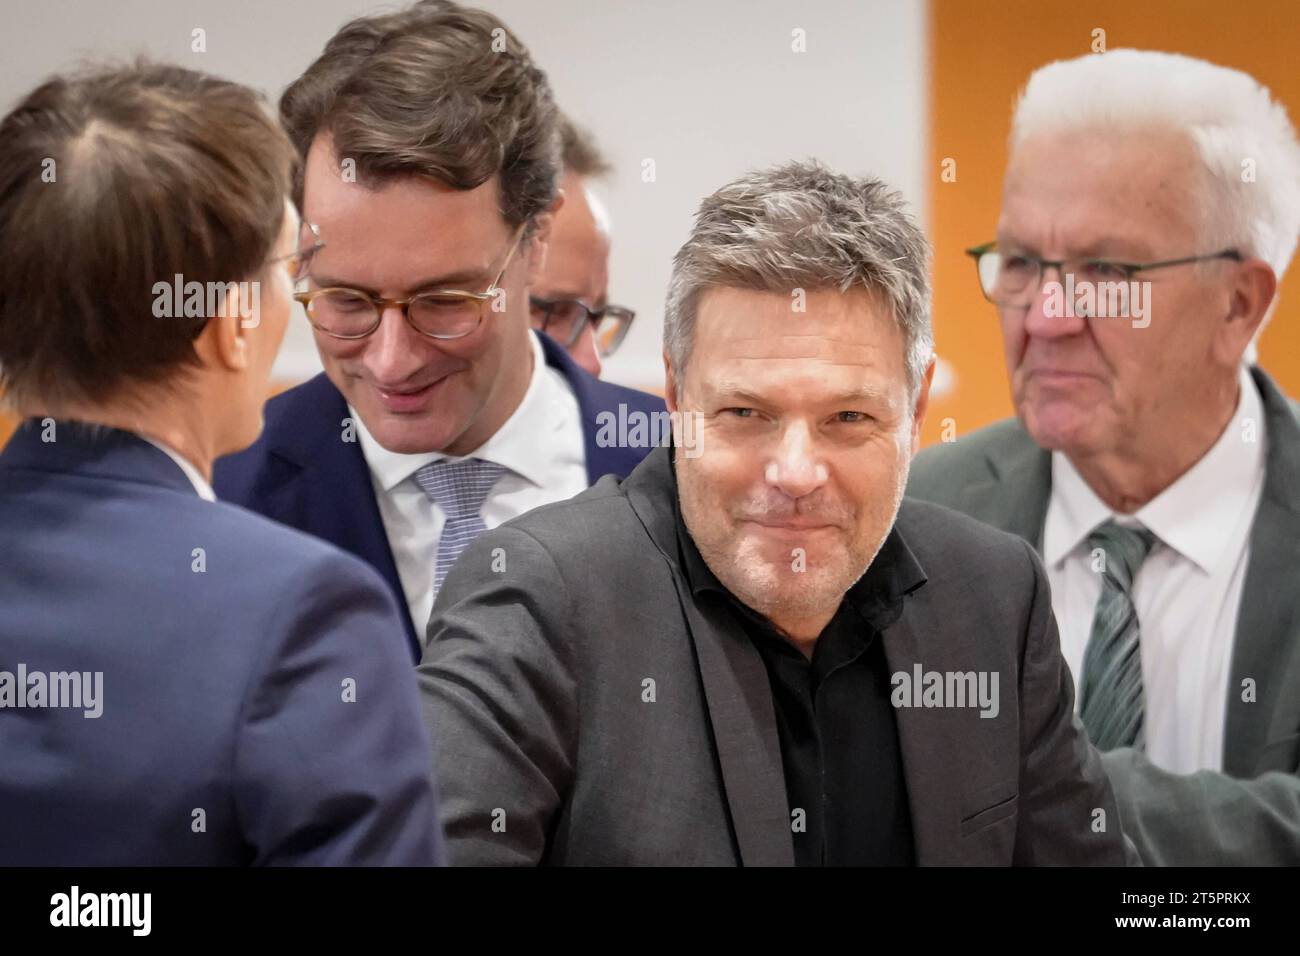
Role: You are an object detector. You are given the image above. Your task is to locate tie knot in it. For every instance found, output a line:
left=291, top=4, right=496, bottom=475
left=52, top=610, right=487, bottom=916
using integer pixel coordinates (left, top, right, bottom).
left=1087, top=519, right=1157, bottom=587
left=414, top=457, right=508, bottom=520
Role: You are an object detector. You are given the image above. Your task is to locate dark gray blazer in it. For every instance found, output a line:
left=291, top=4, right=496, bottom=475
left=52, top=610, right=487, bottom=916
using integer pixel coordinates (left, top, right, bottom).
left=418, top=445, right=1135, bottom=865
left=907, top=366, right=1300, bottom=865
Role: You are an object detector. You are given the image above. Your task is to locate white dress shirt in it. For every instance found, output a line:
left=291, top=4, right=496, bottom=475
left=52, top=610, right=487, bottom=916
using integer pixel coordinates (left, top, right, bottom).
left=1042, top=364, right=1267, bottom=774
left=354, top=333, right=588, bottom=638
left=143, top=436, right=216, bottom=501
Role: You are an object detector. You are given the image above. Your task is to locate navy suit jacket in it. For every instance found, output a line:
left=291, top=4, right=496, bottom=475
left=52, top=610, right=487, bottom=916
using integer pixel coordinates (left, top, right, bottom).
left=214, top=332, right=667, bottom=659
left=0, top=421, right=443, bottom=865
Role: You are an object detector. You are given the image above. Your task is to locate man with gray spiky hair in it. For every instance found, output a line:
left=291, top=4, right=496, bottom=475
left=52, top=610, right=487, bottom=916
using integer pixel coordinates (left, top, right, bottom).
left=419, top=160, right=1135, bottom=866
left=908, top=50, right=1300, bottom=865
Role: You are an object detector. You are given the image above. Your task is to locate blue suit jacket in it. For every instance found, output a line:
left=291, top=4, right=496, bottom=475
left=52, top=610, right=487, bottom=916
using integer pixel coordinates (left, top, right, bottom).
left=214, top=332, right=667, bottom=659
left=0, top=421, right=443, bottom=865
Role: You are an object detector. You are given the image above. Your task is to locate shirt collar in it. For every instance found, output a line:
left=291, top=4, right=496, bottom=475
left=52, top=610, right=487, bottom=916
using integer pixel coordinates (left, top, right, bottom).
left=142, top=436, right=215, bottom=501
left=355, top=332, right=565, bottom=492
left=1044, top=364, right=1266, bottom=574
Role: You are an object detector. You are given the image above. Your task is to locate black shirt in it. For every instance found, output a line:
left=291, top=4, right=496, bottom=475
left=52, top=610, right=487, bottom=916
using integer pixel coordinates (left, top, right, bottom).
left=674, top=490, right=920, bottom=866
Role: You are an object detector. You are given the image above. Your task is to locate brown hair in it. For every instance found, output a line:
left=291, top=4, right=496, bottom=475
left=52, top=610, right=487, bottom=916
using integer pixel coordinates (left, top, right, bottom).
left=0, top=60, right=295, bottom=408
left=558, top=114, right=612, bottom=178
left=280, top=0, right=560, bottom=229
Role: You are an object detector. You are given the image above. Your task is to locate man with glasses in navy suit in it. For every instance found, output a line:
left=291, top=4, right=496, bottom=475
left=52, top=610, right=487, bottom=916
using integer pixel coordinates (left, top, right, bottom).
left=528, top=114, right=637, bottom=378
left=215, top=1, right=664, bottom=660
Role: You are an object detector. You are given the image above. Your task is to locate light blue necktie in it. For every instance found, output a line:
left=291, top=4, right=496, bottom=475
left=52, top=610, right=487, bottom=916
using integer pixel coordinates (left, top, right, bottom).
left=1078, top=519, right=1158, bottom=751
left=415, top=457, right=509, bottom=601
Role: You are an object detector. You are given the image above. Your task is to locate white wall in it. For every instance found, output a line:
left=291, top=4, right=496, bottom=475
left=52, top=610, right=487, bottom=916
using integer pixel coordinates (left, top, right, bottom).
left=0, top=0, right=928, bottom=392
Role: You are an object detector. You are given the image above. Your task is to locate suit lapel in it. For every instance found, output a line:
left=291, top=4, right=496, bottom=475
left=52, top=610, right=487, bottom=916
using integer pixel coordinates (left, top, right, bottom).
left=269, top=376, right=419, bottom=658
left=673, top=585, right=795, bottom=866
left=879, top=614, right=967, bottom=865
left=1224, top=368, right=1300, bottom=774
left=624, top=447, right=792, bottom=865
left=961, top=429, right=1053, bottom=550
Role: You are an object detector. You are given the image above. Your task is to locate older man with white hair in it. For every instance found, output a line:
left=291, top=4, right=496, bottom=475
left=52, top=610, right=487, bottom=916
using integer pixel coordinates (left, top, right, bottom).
left=909, top=49, right=1300, bottom=865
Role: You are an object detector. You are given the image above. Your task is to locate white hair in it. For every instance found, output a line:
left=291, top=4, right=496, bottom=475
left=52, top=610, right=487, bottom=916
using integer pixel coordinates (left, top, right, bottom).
left=1011, top=49, right=1300, bottom=358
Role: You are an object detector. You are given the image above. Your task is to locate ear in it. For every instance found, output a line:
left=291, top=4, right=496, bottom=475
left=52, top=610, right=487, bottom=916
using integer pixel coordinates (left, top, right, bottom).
left=663, top=350, right=679, bottom=413
left=1215, top=257, right=1277, bottom=365
left=200, top=283, right=251, bottom=374
left=909, top=357, right=936, bottom=457
left=524, top=193, right=565, bottom=287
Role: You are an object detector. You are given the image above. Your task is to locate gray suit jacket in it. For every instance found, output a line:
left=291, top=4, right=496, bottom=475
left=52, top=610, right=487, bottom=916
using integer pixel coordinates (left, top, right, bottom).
left=907, top=366, right=1300, bottom=865
left=418, top=445, right=1134, bottom=865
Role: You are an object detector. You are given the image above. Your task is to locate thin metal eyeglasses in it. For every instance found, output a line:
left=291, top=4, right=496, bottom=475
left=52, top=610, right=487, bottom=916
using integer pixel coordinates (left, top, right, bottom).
left=294, top=223, right=527, bottom=340
left=529, top=296, right=637, bottom=357
left=965, top=241, right=1242, bottom=307
left=267, top=221, right=326, bottom=282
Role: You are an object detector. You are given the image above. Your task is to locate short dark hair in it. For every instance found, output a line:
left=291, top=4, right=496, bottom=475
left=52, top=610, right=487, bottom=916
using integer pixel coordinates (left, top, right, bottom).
left=0, top=61, right=295, bottom=408
left=558, top=114, right=612, bottom=178
left=280, top=0, right=560, bottom=228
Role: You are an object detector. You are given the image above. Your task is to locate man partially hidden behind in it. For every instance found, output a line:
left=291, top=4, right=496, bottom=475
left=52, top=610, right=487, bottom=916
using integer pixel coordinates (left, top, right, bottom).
left=529, top=115, right=636, bottom=377
left=215, top=1, right=663, bottom=659
left=908, top=50, right=1300, bottom=865
left=418, top=161, right=1136, bottom=866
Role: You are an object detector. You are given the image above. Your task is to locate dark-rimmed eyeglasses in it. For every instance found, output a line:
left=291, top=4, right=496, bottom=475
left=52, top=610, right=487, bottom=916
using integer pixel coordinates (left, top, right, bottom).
left=529, top=296, right=636, bottom=357
left=294, top=224, right=527, bottom=340
left=965, top=242, right=1242, bottom=307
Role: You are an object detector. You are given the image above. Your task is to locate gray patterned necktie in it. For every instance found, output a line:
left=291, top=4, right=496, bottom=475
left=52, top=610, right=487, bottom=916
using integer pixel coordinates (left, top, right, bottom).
left=415, top=457, right=509, bottom=601
left=1078, top=519, right=1158, bottom=751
